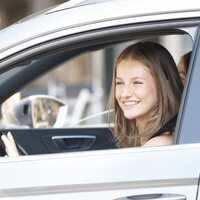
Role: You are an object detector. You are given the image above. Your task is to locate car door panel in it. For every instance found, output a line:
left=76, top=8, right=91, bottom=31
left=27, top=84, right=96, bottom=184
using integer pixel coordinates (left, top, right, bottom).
left=0, top=127, right=116, bottom=155
left=0, top=143, right=199, bottom=199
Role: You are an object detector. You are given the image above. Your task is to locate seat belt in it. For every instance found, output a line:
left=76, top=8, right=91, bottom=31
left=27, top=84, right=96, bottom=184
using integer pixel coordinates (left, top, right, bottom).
left=150, top=114, right=177, bottom=139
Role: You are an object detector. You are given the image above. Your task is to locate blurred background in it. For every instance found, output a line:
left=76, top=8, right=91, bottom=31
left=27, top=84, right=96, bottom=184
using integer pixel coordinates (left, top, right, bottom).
left=0, top=0, right=67, bottom=29
left=0, top=0, right=110, bottom=128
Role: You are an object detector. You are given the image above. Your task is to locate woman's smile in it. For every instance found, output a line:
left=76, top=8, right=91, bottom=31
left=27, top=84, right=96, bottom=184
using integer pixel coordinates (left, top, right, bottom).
left=122, top=100, right=140, bottom=108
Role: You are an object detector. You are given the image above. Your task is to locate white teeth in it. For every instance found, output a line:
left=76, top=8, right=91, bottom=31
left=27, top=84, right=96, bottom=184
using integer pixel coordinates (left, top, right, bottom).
left=123, top=101, right=139, bottom=106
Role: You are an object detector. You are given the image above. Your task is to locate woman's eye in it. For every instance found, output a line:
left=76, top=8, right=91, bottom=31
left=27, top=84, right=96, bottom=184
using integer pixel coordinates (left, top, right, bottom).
left=116, top=81, right=123, bottom=85
left=133, top=81, right=143, bottom=85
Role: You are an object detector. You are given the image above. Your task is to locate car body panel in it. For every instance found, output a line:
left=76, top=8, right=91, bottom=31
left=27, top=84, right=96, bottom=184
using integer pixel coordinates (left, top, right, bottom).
left=0, top=143, right=199, bottom=199
left=0, top=0, right=200, bottom=61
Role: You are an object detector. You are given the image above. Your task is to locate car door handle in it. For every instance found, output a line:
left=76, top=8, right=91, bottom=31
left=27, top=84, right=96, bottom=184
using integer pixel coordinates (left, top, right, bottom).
left=42, top=135, right=96, bottom=153
left=114, top=193, right=186, bottom=200
left=52, top=135, right=96, bottom=151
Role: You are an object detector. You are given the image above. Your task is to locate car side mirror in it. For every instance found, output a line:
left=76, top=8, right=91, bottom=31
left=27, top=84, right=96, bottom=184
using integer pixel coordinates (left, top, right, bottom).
left=2, top=95, right=67, bottom=128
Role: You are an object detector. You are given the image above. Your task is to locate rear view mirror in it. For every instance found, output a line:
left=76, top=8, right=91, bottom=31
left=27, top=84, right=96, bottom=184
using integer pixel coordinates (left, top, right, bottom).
left=2, top=95, right=67, bottom=128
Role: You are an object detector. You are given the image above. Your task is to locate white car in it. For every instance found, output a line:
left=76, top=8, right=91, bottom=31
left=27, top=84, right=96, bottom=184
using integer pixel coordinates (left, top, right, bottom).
left=0, top=0, right=200, bottom=199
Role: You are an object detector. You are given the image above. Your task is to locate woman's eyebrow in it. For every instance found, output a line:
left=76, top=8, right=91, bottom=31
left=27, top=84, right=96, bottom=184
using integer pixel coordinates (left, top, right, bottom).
left=115, top=77, right=123, bottom=80
left=130, top=76, right=145, bottom=81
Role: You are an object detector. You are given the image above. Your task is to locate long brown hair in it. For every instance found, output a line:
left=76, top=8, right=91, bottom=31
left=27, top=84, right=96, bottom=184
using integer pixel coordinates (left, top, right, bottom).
left=109, top=41, right=183, bottom=147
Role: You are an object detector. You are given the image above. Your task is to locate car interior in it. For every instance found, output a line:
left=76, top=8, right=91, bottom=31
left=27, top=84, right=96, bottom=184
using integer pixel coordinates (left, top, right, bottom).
left=0, top=26, right=194, bottom=156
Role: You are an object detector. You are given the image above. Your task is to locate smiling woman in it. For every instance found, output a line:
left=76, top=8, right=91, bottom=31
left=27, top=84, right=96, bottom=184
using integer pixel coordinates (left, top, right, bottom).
left=109, top=41, right=183, bottom=147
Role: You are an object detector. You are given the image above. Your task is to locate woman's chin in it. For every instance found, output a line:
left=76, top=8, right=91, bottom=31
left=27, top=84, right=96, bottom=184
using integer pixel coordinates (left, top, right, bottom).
left=123, top=112, right=136, bottom=120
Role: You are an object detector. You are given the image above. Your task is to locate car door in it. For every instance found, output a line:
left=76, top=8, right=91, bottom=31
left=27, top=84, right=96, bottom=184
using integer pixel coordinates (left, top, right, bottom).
left=0, top=35, right=199, bottom=200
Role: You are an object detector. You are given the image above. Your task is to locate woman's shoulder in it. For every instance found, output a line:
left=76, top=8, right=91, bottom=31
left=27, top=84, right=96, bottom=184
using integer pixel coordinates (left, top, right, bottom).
left=143, top=132, right=173, bottom=147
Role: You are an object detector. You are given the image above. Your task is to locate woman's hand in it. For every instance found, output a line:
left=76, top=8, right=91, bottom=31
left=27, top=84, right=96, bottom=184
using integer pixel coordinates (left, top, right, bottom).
left=1, top=132, right=19, bottom=157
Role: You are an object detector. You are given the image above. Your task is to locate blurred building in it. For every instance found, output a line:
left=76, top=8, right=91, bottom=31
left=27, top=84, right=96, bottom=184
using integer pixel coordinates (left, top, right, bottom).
left=0, top=0, right=66, bottom=29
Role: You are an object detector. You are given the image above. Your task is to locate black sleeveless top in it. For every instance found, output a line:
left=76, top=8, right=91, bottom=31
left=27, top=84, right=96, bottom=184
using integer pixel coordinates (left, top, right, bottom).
left=150, top=114, right=177, bottom=139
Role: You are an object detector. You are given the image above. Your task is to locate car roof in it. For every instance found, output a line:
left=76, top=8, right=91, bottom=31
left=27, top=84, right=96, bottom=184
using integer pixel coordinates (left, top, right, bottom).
left=0, top=0, right=200, bottom=60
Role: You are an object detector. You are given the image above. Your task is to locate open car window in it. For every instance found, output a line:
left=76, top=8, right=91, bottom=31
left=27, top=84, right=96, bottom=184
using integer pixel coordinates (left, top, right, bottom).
left=0, top=33, right=193, bottom=130
left=0, top=22, right=197, bottom=157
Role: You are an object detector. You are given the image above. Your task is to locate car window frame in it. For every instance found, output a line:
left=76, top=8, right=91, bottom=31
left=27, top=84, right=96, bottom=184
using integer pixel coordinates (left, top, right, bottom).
left=0, top=19, right=199, bottom=70
left=175, top=25, right=200, bottom=144
left=0, top=20, right=198, bottom=144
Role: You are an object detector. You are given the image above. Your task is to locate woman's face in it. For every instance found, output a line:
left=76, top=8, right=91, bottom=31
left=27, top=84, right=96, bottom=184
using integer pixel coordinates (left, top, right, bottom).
left=115, top=58, right=158, bottom=122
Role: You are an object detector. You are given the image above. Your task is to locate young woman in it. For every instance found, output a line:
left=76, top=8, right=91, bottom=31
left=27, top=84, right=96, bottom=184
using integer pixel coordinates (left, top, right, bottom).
left=109, top=41, right=183, bottom=147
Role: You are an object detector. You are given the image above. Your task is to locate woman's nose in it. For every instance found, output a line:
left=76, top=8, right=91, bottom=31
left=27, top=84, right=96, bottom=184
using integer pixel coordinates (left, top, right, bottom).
left=121, top=84, right=132, bottom=97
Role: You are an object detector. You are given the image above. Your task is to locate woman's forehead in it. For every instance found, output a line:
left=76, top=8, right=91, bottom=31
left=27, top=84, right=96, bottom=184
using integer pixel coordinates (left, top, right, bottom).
left=116, top=59, right=151, bottom=76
